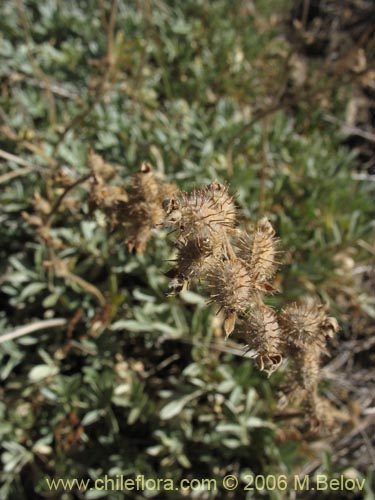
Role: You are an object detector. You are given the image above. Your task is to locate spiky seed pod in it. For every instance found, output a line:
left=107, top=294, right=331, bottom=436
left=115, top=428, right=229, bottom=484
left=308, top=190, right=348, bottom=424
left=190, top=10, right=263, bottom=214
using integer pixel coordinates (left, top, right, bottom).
left=88, top=157, right=177, bottom=254
left=206, top=253, right=258, bottom=337
left=163, top=182, right=236, bottom=243
left=160, top=179, right=341, bottom=431
left=277, top=314, right=339, bottom=433
left=132, top=162, right=178, bottom=209
left=279, top=301, right=338, bottom=351
left=120, top=163, right=178, bottom=253
left=277, top=340, right=322, bottom=411
left=295, top=344, right=321, bottom=392
left=167, top=238, right=215, bottom=295
left=233, top=217, right=280, bottom=283
left=242, top=305, right=283, bottom=375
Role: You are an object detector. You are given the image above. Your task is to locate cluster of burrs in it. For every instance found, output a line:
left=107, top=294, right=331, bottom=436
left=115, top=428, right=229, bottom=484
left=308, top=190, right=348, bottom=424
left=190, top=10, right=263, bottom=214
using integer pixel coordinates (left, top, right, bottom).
left=88, top=151, right=177, bottom=253
left=162, top=182, right=339, bottom=430
left=163, top=182, right=284, bottom=373
left=88, top=156, right=340, bottom=431
left=279, top=300, right=339, bottom=430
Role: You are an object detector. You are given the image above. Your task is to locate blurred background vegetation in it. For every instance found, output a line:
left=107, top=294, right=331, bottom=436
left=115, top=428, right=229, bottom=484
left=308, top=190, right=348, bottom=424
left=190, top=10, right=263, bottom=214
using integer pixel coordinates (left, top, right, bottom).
left=0, top=0, right=374, bottom=498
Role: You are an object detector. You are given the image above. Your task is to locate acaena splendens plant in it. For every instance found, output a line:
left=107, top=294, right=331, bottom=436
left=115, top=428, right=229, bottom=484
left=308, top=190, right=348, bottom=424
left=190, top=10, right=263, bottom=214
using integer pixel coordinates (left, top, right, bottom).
left=41, top=153, right=340, bottom=433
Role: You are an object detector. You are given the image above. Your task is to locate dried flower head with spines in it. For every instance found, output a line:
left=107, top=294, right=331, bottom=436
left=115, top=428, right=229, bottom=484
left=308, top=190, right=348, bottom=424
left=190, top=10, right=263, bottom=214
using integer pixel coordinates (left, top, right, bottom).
left=206, top=251, right=259, bottom=337
left=242, top=305, right=283, bottom=374
left=122, top=162, right=178, bottom=253
left=167, top=237, right=215, bottom=294
left=234, top=217, right=280, bottom=281
left=277, top=299, right=339, bottom=430
left=279, top=301, right=338, bottom=352
left=164, top=182, right=236, bottom=243
left=89, top=155, right=177, bottom=254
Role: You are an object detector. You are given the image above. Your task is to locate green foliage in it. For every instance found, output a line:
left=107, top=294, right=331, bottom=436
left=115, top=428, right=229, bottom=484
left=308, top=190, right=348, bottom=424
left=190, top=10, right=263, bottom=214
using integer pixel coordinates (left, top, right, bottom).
left=0, top=0, right=374, bottom=498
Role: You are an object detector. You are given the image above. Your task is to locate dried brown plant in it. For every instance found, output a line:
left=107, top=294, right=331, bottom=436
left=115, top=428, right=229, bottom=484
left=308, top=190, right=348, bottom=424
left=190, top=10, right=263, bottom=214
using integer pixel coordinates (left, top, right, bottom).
left=159, top=179, right=339, bottom=432
left=123, top=162, right=177, bottom=253
left=88, top=153, right=177, bottom=253
left=57, top=154, right=341, bottom=432
left=163, top=184, right=281, bottom=351
left=278, top=300, right=339, bottom=432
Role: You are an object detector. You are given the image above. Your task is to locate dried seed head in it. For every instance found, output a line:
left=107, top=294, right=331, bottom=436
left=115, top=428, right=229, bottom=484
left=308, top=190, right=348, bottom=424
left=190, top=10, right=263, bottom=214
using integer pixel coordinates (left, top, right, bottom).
left=234, top=217, right=280, bottom=282
left=206, top=253, right=257, bottom=336
left=88, top=156, right=177, bottom=253
left=123, top=164, right=177, bottom=253
left=242, top=305, right=283, bottom=375
left=164, top=183, right=236, bottom=243
left=167, top=238, right=214, bottom=294
left=159, top=179, right=340, bottom=432
left=293, top=344, right=321, bottom=392
left=279, top=301, right=338, bottom=351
